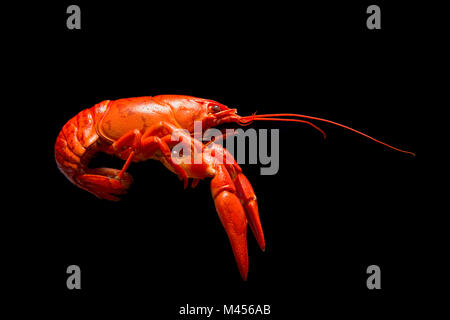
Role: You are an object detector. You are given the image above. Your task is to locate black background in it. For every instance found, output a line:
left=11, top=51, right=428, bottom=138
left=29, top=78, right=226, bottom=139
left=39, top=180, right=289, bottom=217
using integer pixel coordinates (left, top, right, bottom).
left=8, top=0, right=441, bottom=318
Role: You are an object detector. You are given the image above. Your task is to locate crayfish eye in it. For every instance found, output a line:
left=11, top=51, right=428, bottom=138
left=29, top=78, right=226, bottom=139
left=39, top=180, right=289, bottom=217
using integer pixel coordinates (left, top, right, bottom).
left=212, top=105, right=221, bottom=113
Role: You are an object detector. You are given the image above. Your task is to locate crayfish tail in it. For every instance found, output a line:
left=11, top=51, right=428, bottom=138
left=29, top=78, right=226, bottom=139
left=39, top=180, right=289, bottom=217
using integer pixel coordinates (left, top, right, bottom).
left=76, top=168, right=133, bottom=201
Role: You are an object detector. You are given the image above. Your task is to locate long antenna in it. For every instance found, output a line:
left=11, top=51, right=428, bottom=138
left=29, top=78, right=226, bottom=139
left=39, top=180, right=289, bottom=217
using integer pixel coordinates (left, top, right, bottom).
left=238, top=113, right=415, bottom=156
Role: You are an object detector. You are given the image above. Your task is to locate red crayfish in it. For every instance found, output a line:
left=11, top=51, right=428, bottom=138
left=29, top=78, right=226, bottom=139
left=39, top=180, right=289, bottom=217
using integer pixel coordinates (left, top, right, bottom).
left=55, top=95, right=414, bottom=280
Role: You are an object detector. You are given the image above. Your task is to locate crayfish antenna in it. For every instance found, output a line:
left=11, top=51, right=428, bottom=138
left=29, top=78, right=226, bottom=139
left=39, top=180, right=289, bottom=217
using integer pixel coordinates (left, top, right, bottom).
left=239, top=113, right=415, bottom=156
left=239, top=116, right=327, bottom=139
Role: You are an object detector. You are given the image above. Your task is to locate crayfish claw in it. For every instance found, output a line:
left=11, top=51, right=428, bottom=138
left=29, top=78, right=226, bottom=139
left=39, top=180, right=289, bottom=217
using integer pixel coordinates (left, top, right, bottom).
left=211, top=165, right=249, bottom=280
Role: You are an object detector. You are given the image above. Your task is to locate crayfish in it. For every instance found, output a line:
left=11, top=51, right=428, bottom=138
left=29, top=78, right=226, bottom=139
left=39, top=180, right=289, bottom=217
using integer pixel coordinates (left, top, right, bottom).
left=55, top=95, right=414, bottom=280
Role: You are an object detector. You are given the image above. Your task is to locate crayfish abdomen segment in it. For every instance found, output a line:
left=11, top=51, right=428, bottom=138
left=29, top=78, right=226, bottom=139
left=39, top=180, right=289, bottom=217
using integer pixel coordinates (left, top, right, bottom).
left=55, top=106, right=101, bottom=181
left=55, top=101, right=130, bottom=200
